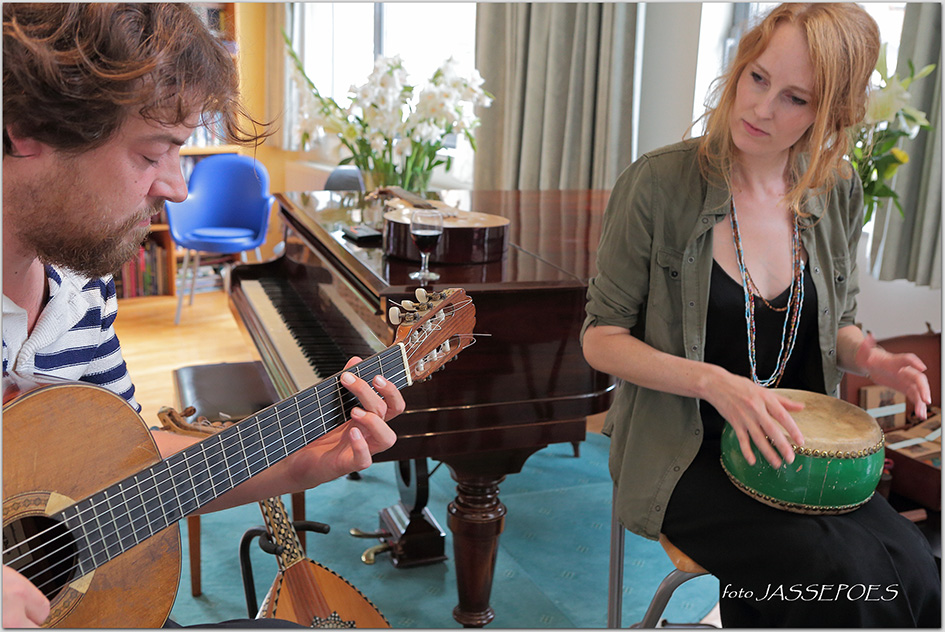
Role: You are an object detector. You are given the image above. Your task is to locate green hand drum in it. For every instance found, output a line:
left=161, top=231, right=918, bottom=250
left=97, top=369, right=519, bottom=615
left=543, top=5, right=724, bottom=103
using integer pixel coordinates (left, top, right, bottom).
left=720, top=389, right=885, bottom=514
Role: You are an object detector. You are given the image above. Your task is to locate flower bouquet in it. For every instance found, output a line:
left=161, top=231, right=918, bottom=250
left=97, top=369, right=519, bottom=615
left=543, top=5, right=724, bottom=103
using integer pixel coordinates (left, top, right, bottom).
left=851, top=43, right=936, bottom=222
left=285, top=33, right=493, bottom=193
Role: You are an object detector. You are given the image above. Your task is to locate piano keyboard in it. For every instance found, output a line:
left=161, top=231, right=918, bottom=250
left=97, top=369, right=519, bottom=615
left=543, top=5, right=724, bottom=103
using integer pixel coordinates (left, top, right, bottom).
left=239, top=278, right=350, bottom=395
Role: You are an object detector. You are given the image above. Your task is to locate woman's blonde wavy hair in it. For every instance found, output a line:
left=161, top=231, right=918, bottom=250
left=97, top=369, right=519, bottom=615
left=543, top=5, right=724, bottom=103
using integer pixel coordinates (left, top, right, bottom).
left=697, top=3, right=880, bottom=215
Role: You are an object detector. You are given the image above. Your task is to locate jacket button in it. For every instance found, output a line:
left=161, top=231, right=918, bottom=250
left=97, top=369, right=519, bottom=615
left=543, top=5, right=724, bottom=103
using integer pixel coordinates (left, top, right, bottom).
left=671, top=270, right=679, bottom=278
left=837, top=274, right=845, bottom=283
left=655, top=505, right=662, bottom=512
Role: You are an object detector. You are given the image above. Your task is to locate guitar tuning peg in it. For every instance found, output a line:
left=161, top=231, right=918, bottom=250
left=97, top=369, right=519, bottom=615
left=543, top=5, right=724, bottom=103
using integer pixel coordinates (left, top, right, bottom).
left=415, top=288, right=428, bottom=303
left=400, top=299, right=417, bottom=312
left=388, top=306, right=402, bottom=325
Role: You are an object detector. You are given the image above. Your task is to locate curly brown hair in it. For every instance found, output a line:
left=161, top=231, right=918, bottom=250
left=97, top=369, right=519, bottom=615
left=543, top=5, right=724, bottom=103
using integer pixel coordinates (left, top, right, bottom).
left=3, top=3, right=269, bottom=156
left=697, top=3, right=880, bottom=215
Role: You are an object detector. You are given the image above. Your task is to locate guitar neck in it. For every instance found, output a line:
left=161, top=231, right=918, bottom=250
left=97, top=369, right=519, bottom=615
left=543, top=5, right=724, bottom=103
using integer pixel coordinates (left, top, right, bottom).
left=55, top=345, right=409, bottom=578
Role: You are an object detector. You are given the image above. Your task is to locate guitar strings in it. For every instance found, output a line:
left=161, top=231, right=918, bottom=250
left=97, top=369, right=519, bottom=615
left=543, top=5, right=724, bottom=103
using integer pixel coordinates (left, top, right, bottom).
left=7, top=347, right=413, bottom=578
left=8, top=317, right=448, bottom=584
left=13, top=319, right=463, bottom=596
left=10, top=300, right=472, bottom=590
left=7, top=353, right=407, bottom=594
left=6, top=301, right=474, bottom=596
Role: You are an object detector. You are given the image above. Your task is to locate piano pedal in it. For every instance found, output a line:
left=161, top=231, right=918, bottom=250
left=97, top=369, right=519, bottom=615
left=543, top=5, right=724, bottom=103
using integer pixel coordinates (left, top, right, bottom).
left=360, top=542, right=392, bottom=565
left=350, top=527, right=391, bottom=539
left=351, top=528, right=394, bottom=565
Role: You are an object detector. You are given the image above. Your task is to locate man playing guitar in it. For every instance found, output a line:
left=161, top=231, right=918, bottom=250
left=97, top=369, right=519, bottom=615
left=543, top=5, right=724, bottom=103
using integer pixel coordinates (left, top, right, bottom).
left=2, top=4, right=404, bottom=627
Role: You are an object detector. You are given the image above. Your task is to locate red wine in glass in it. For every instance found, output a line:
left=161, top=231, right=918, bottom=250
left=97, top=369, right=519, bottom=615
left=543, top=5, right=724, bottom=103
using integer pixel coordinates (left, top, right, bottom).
left=411, top=229, right=441, bottom=254
left=408, top=209, right=443, bottom=282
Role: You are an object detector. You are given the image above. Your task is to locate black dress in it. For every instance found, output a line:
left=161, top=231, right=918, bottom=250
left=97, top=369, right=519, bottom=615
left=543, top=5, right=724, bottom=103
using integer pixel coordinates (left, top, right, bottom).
left=662, top=261, right=941, bottom=627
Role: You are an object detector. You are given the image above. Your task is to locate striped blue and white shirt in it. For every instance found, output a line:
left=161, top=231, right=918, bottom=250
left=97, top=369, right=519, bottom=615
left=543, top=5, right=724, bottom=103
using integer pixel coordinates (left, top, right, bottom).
left=3, top=265, right=140, bottom=412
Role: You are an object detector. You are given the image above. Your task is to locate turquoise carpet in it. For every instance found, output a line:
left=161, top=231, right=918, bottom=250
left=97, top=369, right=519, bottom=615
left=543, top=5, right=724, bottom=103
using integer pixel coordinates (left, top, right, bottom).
left=168, top=433, right=719, bottom=628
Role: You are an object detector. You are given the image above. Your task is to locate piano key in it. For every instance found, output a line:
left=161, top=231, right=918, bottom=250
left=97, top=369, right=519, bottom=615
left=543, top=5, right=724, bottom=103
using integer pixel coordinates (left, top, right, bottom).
left=238, top=279, right=333, bottom=395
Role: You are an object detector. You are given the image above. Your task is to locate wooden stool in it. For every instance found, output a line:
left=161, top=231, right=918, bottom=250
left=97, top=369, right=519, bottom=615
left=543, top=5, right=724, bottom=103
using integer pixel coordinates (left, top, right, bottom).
left=629, top=536, right=713, bottom=628
left=607, top=485, right=716, bottom=628
left=173, top=361, right=306, bottom=597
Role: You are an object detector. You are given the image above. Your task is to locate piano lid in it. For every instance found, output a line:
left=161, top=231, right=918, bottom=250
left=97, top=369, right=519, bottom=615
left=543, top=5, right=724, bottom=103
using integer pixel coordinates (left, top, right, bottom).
left=276, top=189, right=609, bottom=310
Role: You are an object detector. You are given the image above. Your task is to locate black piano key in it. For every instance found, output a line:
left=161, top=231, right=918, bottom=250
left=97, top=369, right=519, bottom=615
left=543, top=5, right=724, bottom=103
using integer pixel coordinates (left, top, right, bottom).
left=257, top=277, right=350, bottom=377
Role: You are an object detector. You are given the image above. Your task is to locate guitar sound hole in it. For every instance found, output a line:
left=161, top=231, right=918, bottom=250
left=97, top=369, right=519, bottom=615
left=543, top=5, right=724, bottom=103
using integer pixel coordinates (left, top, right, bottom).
left=3, top=516, right=78, bottom=600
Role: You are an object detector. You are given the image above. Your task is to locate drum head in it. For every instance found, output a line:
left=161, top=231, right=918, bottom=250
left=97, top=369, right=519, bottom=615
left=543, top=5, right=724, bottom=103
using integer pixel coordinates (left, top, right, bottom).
left=772, top=388, right=883, bottom=453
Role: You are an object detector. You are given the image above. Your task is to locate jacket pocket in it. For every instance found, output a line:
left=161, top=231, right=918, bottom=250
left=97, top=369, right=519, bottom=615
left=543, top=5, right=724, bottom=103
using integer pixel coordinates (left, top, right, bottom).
left=652, top=247, right=684, bottom=325
left=832, top=254, right=851, bottom=312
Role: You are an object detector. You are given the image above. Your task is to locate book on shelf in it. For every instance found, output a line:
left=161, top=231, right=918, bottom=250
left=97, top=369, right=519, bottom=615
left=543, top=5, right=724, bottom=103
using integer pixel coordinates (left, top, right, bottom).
left=115, top=237, right=168, bottom=298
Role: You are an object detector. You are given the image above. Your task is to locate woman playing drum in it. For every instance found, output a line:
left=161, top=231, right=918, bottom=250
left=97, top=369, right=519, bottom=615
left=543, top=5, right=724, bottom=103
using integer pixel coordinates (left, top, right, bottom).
left=582, top=3, right=940, bottom=626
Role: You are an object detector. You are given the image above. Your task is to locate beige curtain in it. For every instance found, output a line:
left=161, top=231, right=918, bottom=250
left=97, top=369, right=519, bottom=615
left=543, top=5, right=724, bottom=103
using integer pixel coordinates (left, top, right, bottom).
left=474, top=3, right=636, bottom=191
left=869, top=3, right=942, bottom=289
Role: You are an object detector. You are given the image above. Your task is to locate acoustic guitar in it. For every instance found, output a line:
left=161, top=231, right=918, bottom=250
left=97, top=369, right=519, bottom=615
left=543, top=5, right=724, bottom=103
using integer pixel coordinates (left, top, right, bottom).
left=373, top=186, right=510, bottom=264
left=2, top=288, right=476, bottom=628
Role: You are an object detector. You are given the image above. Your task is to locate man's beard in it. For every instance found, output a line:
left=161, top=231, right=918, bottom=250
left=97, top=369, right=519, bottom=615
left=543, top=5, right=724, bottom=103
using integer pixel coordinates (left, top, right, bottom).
left=6, top=166, right=161, bottom=279
left=33, top=218, right=153, bottom=279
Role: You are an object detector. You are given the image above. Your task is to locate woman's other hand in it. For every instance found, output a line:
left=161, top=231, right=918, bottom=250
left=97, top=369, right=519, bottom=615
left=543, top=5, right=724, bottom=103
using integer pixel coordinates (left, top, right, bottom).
left=855, top=333, right=932, bottom=420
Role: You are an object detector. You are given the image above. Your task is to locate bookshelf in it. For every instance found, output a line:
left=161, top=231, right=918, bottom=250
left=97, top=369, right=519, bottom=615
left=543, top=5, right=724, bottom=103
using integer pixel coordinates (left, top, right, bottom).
left=121, top=3, right=242, bottom=298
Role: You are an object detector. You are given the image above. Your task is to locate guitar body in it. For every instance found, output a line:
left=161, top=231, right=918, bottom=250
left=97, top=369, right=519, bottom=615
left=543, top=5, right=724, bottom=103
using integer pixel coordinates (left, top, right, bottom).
left=260, top=559, right=390, bottom=628
left=3, top=380, right=180, bottom=628
left=381, top=198, right=510, bottom=264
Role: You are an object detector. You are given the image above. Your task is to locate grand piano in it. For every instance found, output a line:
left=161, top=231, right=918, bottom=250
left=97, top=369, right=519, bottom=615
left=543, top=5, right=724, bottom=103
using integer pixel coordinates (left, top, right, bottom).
left=228, top=189, right=615, bottom=627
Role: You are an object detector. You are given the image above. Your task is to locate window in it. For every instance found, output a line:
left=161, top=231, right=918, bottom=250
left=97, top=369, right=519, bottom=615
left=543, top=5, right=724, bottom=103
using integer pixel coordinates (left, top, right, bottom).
left=752, top=3, right=906, bottom=74
left=691, top=3, right=908, bottom=135
left=285, top=3, right=479, bottom=187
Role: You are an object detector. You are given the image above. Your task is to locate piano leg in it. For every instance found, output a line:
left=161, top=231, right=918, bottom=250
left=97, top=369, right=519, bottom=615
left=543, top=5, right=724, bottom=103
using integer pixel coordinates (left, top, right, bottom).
left=442, top=448, right=542, bottom=628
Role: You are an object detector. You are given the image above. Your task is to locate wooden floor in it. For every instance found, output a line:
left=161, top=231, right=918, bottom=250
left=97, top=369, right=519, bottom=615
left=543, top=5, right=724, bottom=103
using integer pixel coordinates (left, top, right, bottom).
left=114, top=290, right=260, bottom=424
left=114, top=287, right=607, bottom=433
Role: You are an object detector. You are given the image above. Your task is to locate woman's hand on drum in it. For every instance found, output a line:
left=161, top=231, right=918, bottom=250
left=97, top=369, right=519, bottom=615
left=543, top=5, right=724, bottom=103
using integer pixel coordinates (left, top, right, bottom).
left=709, top=372, right=806, bottom=469
left=855, top=333, right=932, bottom=420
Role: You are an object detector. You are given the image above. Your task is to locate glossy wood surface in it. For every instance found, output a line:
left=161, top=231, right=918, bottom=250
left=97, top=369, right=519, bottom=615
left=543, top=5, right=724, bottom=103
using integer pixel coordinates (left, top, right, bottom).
left=274, top=190, right=615, bottom=460
left=278, top=189, right=608, bottom=291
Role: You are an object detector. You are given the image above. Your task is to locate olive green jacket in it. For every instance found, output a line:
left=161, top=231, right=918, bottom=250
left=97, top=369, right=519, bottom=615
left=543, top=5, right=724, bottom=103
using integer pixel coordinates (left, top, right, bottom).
left=581, top=139, right=864, bottom=540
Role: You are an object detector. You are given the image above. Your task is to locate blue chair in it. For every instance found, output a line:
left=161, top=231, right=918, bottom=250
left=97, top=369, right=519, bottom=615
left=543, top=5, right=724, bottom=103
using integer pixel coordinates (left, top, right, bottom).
left=166, top=154, right=275, bottom=324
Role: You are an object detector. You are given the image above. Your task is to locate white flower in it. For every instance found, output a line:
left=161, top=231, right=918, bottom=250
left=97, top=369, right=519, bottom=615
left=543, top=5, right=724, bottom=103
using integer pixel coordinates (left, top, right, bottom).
left=900, top=105, right=931, bottom=139
left=369, top=133, right=387, bottom=154
left=287, top=41, right=492, bottom=188
left=865, top=76, right=911, bottom=125
left=393, top=138, right=412, bottom=158
left=411, top=120, right=445, bottom=144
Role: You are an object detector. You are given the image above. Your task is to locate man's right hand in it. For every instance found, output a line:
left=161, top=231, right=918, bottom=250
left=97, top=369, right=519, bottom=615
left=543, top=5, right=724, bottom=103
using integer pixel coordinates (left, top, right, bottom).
left=3, top=566, right=50, bottom=628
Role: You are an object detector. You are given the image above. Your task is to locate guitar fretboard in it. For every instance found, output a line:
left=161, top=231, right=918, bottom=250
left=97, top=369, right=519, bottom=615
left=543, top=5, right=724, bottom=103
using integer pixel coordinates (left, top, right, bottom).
left=55, top=346, right=407, bottom=579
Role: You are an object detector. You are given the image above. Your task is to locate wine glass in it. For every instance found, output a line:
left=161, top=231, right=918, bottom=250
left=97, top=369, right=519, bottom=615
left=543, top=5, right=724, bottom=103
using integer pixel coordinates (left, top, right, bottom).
left=408, top=209, right=443, bottom=283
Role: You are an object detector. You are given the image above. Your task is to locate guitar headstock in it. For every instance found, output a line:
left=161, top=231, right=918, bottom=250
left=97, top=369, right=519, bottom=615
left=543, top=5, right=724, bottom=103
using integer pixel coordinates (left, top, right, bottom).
left=389, top=288, right=476, bottom=384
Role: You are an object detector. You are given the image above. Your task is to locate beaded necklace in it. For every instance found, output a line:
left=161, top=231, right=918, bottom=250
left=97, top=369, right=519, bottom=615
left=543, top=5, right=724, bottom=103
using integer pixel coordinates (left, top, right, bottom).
left=729, top=201, right=805, bottom=387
